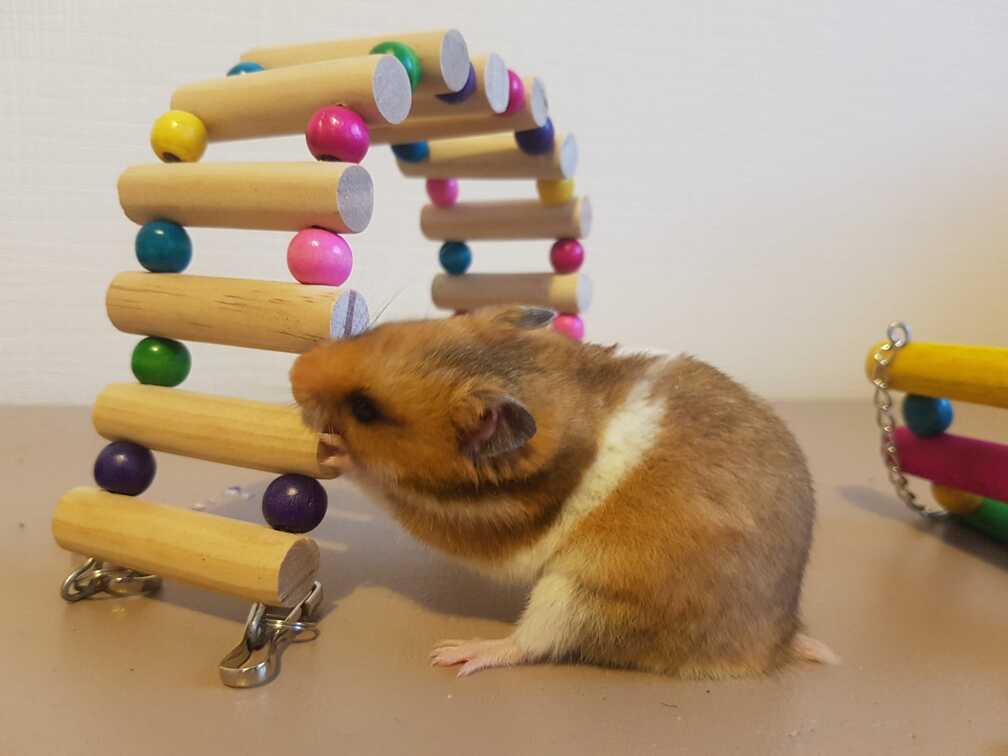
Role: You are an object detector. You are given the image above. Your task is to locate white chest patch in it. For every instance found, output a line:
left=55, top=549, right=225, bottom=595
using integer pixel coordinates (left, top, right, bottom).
left=485, top=366, right=668, bottom=583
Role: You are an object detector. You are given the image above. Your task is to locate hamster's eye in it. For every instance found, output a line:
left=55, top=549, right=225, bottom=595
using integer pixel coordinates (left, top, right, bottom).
left=347, top=391, right=382, bottom=424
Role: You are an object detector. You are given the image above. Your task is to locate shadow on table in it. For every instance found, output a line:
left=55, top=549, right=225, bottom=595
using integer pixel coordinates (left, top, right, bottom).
left=154, top=479, right=528, bottom=625
left=838, top=485, right=1008, bottom=572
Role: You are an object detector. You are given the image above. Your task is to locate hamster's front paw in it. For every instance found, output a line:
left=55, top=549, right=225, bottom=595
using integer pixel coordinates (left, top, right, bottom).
left=430, top=637, right=525, bottom=677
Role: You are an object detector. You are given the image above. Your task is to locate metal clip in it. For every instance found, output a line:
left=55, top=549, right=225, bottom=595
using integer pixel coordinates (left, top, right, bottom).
left=219, top=581, right=324, bottom=688
left=60, top=557, right=162, bottom=602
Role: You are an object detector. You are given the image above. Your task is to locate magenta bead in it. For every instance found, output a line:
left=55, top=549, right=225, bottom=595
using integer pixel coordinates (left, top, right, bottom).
left=553, top=314, right=584, bottom=341
left=550, top=239, right=584, bottom=273
left=306, top=106, right=370, bottom=163
left=287, top=228, right=353, bottom=285
left=503, top=70, right=525, bottom=115
left=426, top=178, right=460, bottom=208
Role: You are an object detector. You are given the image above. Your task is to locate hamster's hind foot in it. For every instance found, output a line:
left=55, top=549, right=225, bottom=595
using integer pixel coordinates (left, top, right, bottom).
left=430, top=636, right=524, bottom=677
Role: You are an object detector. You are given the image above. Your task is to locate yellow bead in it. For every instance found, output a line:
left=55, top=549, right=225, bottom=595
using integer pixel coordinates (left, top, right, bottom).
left=150, top=110, right=207, bottom=163
left=536, top=178, right=574, bottom=206
left=931, top=484, right=983, bottom=514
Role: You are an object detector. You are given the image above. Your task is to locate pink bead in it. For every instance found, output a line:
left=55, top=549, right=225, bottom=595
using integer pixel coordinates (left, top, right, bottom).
left=550, top=239, right=584, bottom=273
left=553, top=314, right=584, bottom=341
left=426, top=178, right=460, bottom=208
left=503, top=70, right=525, bottom=115
left=287, top=228, right=353, bottom=285
left=305, top=106, right=370, bottom=163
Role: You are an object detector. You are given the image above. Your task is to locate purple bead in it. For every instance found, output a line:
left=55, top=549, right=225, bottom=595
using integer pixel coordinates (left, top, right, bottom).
left=93, top=441, right=156, bottom=496
left=436, top=64, right=477, bottom=103
left=262, top=474, right=328, bottom=533
left=514, top=118, right=555, bottom=155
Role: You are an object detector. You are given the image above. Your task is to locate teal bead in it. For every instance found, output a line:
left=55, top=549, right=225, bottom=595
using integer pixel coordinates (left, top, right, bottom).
left=136, top=221, right=192, bottom=273
left=439, top=241, right=471, bottom=275
left=391, top=141, right=429, bottom=162
left=227, top=61, right=263, bottom=76
left=131, top=337, right=191, bottom=387
left=902, top=394, right=953, bottom=437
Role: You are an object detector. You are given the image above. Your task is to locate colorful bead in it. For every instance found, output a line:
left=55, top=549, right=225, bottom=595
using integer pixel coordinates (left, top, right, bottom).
left=515, top=118, right=555, bottom=155
left=550, top=239, right=585, bottom=274
left=227, top=61, right=263, bottom=76
left=902, top=395, right=953, bottom=438
left=305, top=105, right=370, bottom=163
left=391, top=141, right=430, bottom=162
left=439, top=241, right=471, bottom=275
left=135, top=220, right=191, bottom=273
left=553, top=314, right=584, bottom=341
left=537, top=178, right=574, bottom=206
left=131, top=337, right=191, bottom=387
left=436, top=64, right=476, bottom=103
left=262, top=474, right=328, bottom=533
left=931, top=484, right=983, bottom=515
left=94, top=441, right=156, bottom=496
left=369, top=41, right=422, bottom=91
left=426, top=178, right=460, bottom=208
left=287, top=228, right=353, bottom=286
left=150, top=110, right=207, bottom=163
left=503, top=70, right=525, bottom=115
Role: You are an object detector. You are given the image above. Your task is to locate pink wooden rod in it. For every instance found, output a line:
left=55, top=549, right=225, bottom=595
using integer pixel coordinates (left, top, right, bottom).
left=894, top=427, right=1008, bottom=503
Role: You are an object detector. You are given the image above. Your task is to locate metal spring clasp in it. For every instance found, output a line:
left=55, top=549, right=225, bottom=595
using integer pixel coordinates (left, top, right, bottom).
left=60, top=557, right=162, bottom=602
left=219, top=581, right=324, bottom=688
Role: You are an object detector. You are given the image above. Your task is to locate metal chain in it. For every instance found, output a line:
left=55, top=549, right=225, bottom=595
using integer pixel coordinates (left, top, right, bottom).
left=870, top=322, right=946, bottom=519
left=60, top=557, right=162, bottom=602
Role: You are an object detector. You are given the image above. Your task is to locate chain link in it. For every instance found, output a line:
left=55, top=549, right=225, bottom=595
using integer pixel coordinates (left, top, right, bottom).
left=870, top=321, right=946, bottom=519
left=60, top=557, right=162, bottom=602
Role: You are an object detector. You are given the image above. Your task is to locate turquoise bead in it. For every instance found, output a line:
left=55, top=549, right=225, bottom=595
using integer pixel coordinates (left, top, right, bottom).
left=439, top=241, right=471, bottom=275
left=902, top=394, right=953, bottom=437
left=135, top=220, right=192, bottom=273
left=391, top=141, right=429, bottom=162
left=227, top=61, right=263, bottom=76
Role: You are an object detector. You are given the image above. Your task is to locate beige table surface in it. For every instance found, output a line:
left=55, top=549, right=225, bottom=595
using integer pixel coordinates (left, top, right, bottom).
left=1, top=401, right=1006, bottom=756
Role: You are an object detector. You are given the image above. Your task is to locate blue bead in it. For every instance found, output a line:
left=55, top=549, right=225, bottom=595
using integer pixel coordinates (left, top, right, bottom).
left=94, top=441, right=156, bottom=496
left=135, top=220, right=192, bottom=273
left=436, top=64, right=477, bottom=103
left=439, top=241, right=472, bottom=275
left=902, top=394, right=953, bottom=437
left=262, top=475, right=328, bottom=533
left=227, top=61, right=263, bottom=76
left=391, top=141, right=430, bottom=162
left=514, top=118, right=555, bottom=155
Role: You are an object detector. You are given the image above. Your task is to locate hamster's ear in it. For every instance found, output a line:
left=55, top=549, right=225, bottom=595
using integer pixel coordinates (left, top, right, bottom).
left=492, top=306, right=556, bottom=330
left=452, top=389, right=537, bottom=458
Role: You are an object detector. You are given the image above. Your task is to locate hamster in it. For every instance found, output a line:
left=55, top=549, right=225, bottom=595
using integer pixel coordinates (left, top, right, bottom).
left=290, top=306, right=837, bottom=678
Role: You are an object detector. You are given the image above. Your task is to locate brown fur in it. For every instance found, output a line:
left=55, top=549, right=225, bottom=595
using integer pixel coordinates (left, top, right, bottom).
left=290, top=307, right=825, bottom=678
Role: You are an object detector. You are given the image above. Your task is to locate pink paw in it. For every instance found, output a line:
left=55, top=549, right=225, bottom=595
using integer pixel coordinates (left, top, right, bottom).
left=430, top=637, right=524, bottom=677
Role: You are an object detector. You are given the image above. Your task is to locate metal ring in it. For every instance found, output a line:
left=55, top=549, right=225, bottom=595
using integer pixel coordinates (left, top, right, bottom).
left=886, top=321, right=911, bottom=348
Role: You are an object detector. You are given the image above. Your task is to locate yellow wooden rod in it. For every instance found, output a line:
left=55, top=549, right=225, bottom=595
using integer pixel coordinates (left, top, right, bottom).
left=431, top=272, right=592, bottom=313
left=53, top=487, right=319, bottom=606
left=92, top=383, right=341, bottom=479
left=864, top=340, right=1008, bottom=409
left=408, top=54, right=509, bottom=118
left=397, top=131, right=577, bottom=180
left=421, top=197, right=591, bottom=241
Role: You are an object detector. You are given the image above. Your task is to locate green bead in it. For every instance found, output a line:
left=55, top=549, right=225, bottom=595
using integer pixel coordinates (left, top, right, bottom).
left=131, top=337, right=191, bottom=387
left=957, top=498, right=1008, bottom=544
left=369, top=41, right=422, bottom=91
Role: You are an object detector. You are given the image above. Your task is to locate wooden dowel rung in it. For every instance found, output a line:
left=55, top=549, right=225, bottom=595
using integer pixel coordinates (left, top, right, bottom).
left=369, top=77, right=547, bottom=144
left=241, top=30, right=470, bottom=96
left=92, top=383, right=341, bottom=479
left=117, top=162, right=373, bottom=233
left=107, top=273, right=368, bottom=352
left=421, top=197, right=590, bottom=240
left=397, top=131, right=576, bottom=179
left=408, top=54, right=509, bottom=118
left=170, top=56, right=410, bottom=142
left=431, top=272, right=592, bottom=313
left=865, top=341, right=1008, bottom=409
left=53, top=487, right=319, bottom=606
left=895, top=427, right=1008, bottom=503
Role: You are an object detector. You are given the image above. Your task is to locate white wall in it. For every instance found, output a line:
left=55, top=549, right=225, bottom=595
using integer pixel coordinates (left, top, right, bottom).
left=2, top=0, right=1007, bottom=405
